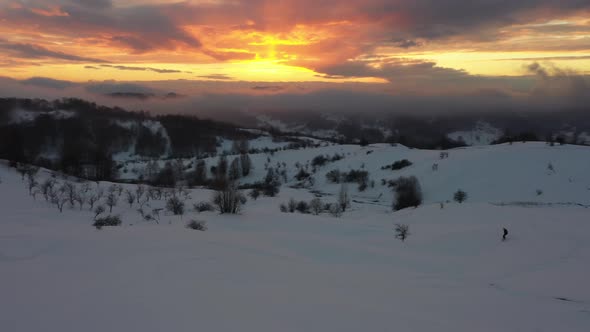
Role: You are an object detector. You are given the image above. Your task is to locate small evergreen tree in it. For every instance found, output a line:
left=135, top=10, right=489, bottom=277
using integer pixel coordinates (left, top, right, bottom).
left=393, top=176, right=422, bottom=211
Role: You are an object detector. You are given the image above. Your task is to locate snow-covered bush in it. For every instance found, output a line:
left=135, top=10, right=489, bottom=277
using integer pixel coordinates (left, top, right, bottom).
left=166, top=196, right=185, bottom=216
left=310, top=198, right=323, bottom=215
left=93, top=215, right=122, bottom=230
left=287, top=198, right=297, bottom=213
left=296, top=201, right=310, bottom=214
left=328, top=203, right=342, bottom=217
left=186, top=220, right=207, bottom=231
left=194, top=201, right=214, bottom=213
left=279, top=203, right=288, bottom=213
left=382, top=159, right=413, bottom=171
left=248, top=189, right=260, bottom=200
left=326, top=169, right=342, bottom=183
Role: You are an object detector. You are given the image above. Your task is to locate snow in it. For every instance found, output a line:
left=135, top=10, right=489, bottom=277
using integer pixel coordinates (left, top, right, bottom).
left=1, top=142, right=590, bottom=332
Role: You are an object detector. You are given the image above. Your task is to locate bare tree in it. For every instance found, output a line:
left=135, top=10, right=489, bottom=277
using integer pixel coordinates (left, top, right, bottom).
left=228, top=157, right=241, bottom=181
left=105, top=191, right=118, bottom=213
left=87, top=188, right=104, bottom=210
left=135, top=184, right=145, bottom=203
left=61, top=182, right=77, bottom=208
left=40, top=178, right=56, bottom=202
left=338, top=184, right=350, bottom=212
left=94, top=205, right=105, bottom=220
left=74, top=187, right=88, bottom=210
left=49, top=185, right=68, bottom=213
left=125, top=189, right=136, bottom=208
left=26, top=173, right=38, bottom=196
left=193, top=159, right=208, bottom=185
left=240, top=153, right=252, bottom=176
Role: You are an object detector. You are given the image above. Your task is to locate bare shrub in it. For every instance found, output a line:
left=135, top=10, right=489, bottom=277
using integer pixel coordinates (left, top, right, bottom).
left=395, top=224, right=410, bottom=241
left=329, top=203, right=342, bottom=217
left=310, top=198, right=323, bottom=215
left=186, top=220, right=207, bottom=231
left=213, top=184, right=246, bottom=214
left=194, top=201, right=214, bottom=213
left=166, top=195, right=185, bottom=216
left=93, top=215, right=122, bottom=230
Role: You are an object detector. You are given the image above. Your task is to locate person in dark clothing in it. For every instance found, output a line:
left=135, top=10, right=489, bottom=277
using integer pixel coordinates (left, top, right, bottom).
left=502, top=228, right=509, bottom=241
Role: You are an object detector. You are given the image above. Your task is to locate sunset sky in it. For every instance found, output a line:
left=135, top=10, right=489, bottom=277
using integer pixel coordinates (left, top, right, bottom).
left=1, top=0, right=589, bottom=113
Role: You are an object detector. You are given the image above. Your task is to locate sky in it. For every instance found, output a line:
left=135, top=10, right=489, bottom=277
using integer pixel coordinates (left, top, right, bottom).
left=0, top=0, right=589, bottom=114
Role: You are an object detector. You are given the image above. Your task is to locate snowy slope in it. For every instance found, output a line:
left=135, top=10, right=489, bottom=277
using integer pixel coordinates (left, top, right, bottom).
left=1, top=142, right=590, bottom=332
left=206, top=142, right=590, bottom=206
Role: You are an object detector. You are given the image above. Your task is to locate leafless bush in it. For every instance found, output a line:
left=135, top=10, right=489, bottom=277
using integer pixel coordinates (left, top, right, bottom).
left=310, top=198, right=323, bottom=215
left=395, top=224, right=410, bottom=241
left=166, top=195, right=185, bottom=216
left=186, top=220, right=207, bottom=231
left=194, top=201, right=214, bottom=213
left=212, top=184, right=246, bottom=214
left=329, top=203, right=342, bottom=217
left=93, top=215, right=122, bottom=230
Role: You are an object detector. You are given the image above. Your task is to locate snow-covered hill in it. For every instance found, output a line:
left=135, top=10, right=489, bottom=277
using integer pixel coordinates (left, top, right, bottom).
left=120, top=141, right=590, bottom=207
left=1, top=142, right=590, bottom=332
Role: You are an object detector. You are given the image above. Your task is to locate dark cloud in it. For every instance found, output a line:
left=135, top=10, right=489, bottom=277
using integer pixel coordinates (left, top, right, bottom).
left=110, top=36, right=153, bottom=53
left=72, top=0, right=113, bottom=9
left=106, top=92, right=155, bottom=100
left=86, top=82, right=155, bottom=95
left=85, top=81, right=185, bottom=100
left=526, top=62, right=590, bottom=104
left=99, top=64, right=185, bottom=74
left=252, top=85, right=285, bottom=92
left=1, top=1, right=202, bottom=53
left=197, top=74, right=235, bottom=80
left=21, top=77, right=77, bottom=89
left=0, top=39, right=107, bottom=63
left=391, top=39, right=422, bottom=49
left=315, top=59, right=473, bottom=93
